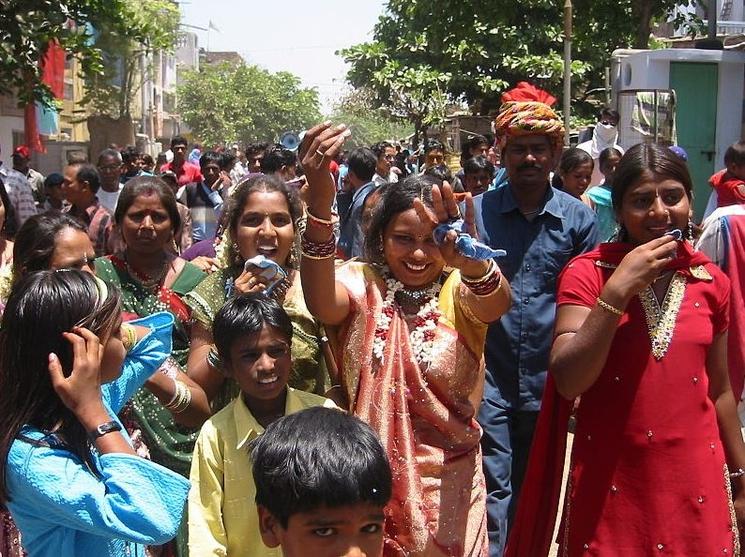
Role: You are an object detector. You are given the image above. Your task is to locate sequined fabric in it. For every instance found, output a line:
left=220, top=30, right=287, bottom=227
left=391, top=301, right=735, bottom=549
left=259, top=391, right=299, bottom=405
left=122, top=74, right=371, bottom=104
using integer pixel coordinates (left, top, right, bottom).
left=556, top=249, right=738, bottom=555
left=96, top=257, right=206, bottom=477
left=334, top=262, right=489, bottom=557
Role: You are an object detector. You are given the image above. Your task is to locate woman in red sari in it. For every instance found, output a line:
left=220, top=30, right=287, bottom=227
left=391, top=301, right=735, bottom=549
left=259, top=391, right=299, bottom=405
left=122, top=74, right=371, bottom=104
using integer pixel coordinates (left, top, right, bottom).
left=299, top=122, right=512, bottom=556
left=508, top=143, right=745, bottom=556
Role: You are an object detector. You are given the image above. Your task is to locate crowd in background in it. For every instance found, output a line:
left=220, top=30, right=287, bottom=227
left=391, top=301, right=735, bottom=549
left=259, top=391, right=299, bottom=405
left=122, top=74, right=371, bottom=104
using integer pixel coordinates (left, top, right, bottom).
left=0, top=83, right=745, bottom=557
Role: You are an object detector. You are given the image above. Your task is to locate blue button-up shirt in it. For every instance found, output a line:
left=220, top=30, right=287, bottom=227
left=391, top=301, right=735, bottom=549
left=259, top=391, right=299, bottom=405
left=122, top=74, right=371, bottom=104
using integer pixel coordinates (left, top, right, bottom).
left=473, top=184, right=598, bottom=410
left=338, top=181, right=376, bottom=259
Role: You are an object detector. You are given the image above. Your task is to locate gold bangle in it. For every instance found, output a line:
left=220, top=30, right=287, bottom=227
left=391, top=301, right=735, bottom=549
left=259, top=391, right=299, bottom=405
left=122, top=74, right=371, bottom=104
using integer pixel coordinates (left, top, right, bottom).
left=596, top=297, right=624, bottom=316
left=306, top=209, right=337, bottom=226
left=121, top=323, right=137, bottom=352
left=300, top=248, right=336, bottom=260
left=461, top=259, right=497, bottom=286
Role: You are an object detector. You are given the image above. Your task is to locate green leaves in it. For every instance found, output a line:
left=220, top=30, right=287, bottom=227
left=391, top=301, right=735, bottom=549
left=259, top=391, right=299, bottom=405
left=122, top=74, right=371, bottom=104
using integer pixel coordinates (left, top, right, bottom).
left=340, top=0, right=702, bottom=120
left=0, top=0, right=179, bottom=110
left=176, top=62, right=321, bottom=147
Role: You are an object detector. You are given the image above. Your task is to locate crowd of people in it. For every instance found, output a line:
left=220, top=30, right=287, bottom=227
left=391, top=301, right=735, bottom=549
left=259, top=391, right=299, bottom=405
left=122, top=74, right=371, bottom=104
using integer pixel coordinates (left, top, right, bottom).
left=0, top=83, right=744, bottom=557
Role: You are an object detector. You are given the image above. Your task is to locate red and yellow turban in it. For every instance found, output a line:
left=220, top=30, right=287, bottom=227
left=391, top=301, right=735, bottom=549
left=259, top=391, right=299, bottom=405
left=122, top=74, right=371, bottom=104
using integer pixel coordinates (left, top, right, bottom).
left=494, top=82, right=564, bottom=150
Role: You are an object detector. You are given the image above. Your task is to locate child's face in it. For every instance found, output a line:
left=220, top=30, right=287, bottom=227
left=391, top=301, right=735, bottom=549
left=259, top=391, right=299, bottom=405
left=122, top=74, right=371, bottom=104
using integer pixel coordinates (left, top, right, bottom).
left=601, top=153, right=621, bottom=183
left=729, top=162, right=745, bottom=181
left=258, top=503, right=386, bottom=557
left=225, top=325, right=292, bottom=406
left=560, top=162, right=593, bottom=198
left=463, top=170, right=492, bottom=196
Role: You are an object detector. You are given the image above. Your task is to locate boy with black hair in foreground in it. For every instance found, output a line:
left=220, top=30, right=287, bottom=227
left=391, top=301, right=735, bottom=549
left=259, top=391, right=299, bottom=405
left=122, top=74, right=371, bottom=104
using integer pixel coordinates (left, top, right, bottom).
left=250, top=406, right=392, bottom=557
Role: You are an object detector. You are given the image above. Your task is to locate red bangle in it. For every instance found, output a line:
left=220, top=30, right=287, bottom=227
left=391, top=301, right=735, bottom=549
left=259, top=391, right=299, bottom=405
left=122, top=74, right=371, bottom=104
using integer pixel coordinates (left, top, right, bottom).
left=301, top=233, right=336, bottom=260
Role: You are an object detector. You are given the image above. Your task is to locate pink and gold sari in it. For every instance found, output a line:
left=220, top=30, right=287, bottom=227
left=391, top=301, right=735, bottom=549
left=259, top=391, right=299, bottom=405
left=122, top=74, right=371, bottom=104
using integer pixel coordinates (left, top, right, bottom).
left=334, top=262, right=489, bottom=557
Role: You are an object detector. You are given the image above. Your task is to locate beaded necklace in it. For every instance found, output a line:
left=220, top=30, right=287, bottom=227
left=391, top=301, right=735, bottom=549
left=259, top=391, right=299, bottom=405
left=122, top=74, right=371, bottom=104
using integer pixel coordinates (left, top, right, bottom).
left=125, top=255, right=169, bottom=291
left=373, top=268, right=442, bottom=367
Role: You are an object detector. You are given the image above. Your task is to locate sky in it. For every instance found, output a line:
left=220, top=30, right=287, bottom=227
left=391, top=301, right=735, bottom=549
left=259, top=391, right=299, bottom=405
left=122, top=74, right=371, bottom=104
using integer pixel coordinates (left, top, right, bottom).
left=179, top=0, right=387, bottom=114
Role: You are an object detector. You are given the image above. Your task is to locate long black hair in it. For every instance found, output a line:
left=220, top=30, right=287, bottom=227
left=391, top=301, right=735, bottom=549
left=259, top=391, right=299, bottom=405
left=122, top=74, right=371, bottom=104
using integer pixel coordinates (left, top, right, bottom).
left=0, top=270, right=121, bottom=505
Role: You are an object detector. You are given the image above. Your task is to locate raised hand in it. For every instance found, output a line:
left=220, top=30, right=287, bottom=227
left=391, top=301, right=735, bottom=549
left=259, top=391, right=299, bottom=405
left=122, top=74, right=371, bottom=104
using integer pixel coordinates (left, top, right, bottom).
left=299, top=122, right=351, bottom=216
left=604, top=234, right=679, bottom=304
left=234, top=267, right=269, bottom=295
left=48, top=327, right=106, bottom=418
left=413, top=182, right=488, bottom=277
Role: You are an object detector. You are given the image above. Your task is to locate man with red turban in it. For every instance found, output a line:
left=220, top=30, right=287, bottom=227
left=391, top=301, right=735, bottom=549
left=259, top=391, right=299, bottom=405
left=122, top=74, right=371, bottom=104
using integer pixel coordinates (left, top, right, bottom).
left=471, top=83, right=598, bottom=556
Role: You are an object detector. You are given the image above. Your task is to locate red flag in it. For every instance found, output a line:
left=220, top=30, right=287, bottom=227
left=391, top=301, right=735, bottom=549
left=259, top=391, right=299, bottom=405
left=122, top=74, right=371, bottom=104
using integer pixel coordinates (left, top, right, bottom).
left=25, top=40, right=65, bottom=153
left=24, top=104, right=43, bottom=152
left=42, top=40, right=66, bottom=98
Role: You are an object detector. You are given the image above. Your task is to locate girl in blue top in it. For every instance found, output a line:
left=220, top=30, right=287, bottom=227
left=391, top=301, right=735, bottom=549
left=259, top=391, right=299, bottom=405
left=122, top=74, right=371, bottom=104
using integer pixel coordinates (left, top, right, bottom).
left=587, top=147, right=623, bottom=242
left=0, top=269, right=189, bottom=557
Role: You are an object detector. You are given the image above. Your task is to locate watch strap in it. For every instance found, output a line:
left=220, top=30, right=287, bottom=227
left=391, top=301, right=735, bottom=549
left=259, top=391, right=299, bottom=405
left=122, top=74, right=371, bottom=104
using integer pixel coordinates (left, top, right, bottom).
left=89, top=420, right=122, bottom=440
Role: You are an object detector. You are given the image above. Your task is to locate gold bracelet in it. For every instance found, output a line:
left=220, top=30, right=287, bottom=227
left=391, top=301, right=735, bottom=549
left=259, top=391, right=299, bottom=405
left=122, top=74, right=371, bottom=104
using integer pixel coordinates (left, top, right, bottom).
left=461, top=259, right=497, bottom=286
left=305, top=209, right=337, bottom=226
left=596, top=297, right=624, bottom=316
left=121, top=323, right=137, bottom=352
left=300, top=248, right=336, bottom=260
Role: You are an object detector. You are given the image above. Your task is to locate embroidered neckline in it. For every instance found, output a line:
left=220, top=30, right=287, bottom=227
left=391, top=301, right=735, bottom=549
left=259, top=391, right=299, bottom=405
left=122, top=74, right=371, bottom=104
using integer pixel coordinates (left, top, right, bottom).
left=637, top=272, right=687, bottom=360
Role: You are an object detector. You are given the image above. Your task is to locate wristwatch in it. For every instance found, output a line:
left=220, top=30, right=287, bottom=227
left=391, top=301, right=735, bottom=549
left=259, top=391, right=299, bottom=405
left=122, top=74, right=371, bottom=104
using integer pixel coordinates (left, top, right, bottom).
left=89, top=421, right=122, bottom=440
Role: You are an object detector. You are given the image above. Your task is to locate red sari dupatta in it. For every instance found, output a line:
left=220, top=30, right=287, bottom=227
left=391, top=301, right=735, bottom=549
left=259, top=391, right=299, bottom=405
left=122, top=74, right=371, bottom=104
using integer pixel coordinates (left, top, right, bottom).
left=504, top=375, right=572, bottom=557
left=505, top=240, right=713, bottom=557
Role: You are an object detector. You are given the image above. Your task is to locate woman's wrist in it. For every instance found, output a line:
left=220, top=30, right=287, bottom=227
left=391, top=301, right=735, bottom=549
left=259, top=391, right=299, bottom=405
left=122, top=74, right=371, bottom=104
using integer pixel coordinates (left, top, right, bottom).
left=75, top=404, right=113, bottom=431
left=599, top=281, right=632, bottom=311
left=460, top=260, right=491, bottom=280
left=306, top=201, right=334, bottom=221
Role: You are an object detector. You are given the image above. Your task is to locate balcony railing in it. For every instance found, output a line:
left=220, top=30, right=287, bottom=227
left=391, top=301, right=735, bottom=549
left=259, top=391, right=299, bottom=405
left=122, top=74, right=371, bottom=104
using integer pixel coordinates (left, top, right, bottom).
left=702, top=20, right=745, bottom=35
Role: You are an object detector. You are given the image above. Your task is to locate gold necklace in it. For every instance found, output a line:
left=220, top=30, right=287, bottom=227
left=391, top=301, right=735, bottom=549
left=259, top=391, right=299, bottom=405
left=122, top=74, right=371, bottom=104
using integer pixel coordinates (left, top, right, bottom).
left=126, top=255, right=169, bottom=290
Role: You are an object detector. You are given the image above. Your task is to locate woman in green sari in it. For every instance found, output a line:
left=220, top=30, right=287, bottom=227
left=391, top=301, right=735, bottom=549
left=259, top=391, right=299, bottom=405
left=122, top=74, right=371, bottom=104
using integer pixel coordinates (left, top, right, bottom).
left=95, top=175, right=212, bottom=467
left=96, top=176, right=211, bottom=556
left=185, top=174, right=331, bottom=410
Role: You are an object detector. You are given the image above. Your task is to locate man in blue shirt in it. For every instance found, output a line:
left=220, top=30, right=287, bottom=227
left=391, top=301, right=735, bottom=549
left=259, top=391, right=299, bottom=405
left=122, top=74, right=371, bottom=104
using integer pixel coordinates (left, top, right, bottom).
left=338, top=147, right=377, bottom=259
left=473, top=99, right=598, bottom=556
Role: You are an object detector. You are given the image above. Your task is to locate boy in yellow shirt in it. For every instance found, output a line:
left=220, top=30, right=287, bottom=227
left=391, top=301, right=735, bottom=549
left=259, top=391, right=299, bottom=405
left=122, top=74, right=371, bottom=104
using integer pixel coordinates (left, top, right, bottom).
left=188, top=294, right=336, bottom=556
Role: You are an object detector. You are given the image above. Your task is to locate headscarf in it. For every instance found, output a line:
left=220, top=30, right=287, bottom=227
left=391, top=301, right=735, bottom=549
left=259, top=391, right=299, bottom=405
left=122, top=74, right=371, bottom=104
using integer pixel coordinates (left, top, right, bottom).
left=493, top=82, right=564, bottom=151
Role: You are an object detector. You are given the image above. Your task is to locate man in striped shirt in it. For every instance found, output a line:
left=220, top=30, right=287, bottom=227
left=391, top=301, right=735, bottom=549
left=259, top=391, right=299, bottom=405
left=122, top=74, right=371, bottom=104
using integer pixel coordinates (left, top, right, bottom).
left=62, top=163, right=116, bottom=256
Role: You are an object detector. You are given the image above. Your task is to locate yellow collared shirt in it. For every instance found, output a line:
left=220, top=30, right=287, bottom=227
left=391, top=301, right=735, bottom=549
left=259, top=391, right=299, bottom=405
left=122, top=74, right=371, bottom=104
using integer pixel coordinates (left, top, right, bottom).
left=188, top=387, right=337, bottom=557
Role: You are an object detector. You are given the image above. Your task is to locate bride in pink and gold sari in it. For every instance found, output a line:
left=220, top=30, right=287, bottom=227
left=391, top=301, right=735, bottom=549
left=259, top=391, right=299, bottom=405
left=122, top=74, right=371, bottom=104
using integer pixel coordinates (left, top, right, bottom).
left=299, top=123, right=512, bottom=556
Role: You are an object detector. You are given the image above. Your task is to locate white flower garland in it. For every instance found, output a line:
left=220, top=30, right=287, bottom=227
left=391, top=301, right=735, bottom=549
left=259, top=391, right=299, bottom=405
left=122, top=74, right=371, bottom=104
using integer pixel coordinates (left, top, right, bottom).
left=373, top=272, right=442, bottom=367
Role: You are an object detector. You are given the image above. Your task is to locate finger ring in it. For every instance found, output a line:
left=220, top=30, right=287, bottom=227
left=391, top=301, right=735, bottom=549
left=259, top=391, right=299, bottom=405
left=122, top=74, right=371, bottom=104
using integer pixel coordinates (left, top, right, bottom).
left=316, top=149, right=326, bottom=158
